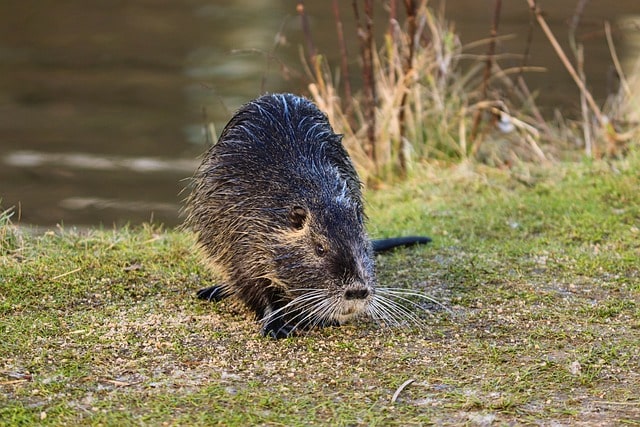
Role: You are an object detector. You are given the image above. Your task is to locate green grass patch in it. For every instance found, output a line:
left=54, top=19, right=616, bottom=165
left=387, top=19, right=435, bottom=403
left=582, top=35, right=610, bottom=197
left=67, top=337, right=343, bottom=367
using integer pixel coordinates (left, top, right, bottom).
left=2, top=155, right=639, bottom=425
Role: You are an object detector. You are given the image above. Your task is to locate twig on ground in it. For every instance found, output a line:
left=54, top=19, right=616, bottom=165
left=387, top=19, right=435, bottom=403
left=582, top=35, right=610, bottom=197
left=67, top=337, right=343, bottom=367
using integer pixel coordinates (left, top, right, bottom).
left=391, top=378, right=415, bottom=403
left=51, top=267, right=82, bottom=281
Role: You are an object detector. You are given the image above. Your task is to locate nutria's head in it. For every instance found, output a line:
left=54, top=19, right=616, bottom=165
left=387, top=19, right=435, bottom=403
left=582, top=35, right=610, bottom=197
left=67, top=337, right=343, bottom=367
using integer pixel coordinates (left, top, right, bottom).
left=264, top=191, right=376, bottom=329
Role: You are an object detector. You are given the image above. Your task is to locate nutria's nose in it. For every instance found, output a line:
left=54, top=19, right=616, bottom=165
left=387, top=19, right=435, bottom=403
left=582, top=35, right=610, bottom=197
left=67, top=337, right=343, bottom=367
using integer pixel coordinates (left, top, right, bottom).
left=344, top=288, right=369, bottom=300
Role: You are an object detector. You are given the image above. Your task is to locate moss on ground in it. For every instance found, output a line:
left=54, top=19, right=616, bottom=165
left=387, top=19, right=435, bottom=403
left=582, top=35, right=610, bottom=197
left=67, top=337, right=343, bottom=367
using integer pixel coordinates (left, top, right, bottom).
left=1, top=154, right=639, bottom=425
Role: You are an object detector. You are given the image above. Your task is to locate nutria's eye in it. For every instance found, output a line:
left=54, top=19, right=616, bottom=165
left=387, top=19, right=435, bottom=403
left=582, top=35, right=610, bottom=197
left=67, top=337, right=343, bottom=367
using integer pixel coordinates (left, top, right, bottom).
left=289, top=206, right=307, bottom=230
left=315, top=243, right=326, bottom=257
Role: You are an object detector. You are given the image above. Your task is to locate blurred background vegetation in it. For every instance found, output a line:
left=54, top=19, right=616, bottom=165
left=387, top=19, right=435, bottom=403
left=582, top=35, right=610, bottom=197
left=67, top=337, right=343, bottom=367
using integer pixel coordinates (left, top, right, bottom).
left=1, top=0, right=638, bottom=226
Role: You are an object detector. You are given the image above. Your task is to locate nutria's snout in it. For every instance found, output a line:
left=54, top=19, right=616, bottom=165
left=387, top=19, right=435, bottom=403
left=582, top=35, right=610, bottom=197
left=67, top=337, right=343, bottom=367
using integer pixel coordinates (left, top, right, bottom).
left=344, top=287, right=370, bottom=300
left=334, top=282, right=374, bottom=322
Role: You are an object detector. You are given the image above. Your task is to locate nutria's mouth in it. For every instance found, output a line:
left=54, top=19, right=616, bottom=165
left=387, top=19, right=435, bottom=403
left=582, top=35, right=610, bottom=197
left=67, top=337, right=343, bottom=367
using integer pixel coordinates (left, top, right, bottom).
left=334, top=298, right=371, bottom=323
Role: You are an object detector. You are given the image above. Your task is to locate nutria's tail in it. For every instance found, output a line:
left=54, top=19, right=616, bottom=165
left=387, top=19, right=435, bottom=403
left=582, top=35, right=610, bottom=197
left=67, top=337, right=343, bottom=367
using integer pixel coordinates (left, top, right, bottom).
left=372, top=236, right=432, bottom=253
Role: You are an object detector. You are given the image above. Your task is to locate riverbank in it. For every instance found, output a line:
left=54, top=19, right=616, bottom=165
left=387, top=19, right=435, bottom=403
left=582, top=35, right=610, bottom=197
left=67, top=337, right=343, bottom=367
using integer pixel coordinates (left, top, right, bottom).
left=1, top=154, right=639, bottom=425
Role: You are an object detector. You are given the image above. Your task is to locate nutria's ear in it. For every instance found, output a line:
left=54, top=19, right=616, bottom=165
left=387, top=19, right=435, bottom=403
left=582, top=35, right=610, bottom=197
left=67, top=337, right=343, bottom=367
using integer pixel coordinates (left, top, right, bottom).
left=289, top=206, right=307, bottom=230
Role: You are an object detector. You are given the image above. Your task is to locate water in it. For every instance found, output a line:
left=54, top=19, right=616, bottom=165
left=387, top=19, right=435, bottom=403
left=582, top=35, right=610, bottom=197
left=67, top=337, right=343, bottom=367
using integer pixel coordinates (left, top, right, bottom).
left=1, top=1, right=638, bottom=227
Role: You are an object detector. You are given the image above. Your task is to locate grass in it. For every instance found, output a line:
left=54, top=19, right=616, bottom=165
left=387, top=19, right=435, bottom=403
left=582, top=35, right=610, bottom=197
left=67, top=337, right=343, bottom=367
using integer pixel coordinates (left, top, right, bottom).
left=1, top=152, right=639, bottom=425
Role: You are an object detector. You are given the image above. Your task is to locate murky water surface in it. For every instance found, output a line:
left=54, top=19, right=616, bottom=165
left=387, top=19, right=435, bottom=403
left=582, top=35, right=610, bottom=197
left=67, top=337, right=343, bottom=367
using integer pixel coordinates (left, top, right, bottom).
left=1, top=1, right=638, bottom=226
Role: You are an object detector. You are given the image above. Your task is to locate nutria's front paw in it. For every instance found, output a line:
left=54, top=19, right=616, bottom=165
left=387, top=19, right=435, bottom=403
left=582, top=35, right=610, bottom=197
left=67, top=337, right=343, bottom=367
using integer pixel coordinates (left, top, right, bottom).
left=262, top=318, right=296, bottom=339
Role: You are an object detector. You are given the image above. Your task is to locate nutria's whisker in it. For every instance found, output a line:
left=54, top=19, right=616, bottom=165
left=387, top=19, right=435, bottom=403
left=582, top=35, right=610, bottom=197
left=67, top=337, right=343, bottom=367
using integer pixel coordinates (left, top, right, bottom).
left=289, top=298, right=335, bottom=332
left=288, top=294, right=340, bottom=331
left=259, top=289, right=329, bottom=332
left=377, top=288, right=452, bottom=315
left=367, top=300, right=407, bottom=327
left=369, top=295, right=426, bottom=328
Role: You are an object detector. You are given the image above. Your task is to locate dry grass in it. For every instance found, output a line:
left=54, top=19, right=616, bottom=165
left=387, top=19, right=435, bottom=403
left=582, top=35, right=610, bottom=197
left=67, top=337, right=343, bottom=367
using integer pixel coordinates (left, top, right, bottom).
left=303, top=2, right=640, bottom=181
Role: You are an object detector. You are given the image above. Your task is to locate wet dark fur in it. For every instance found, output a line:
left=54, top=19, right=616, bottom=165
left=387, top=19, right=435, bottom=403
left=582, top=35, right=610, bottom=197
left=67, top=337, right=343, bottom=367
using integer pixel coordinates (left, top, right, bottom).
left=185, top=93, right=430, bottom=338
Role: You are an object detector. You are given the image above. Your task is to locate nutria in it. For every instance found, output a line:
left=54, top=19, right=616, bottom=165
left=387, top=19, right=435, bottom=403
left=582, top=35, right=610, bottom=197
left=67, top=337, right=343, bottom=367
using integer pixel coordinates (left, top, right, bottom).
left=185, top=93, right=431, bottom=338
